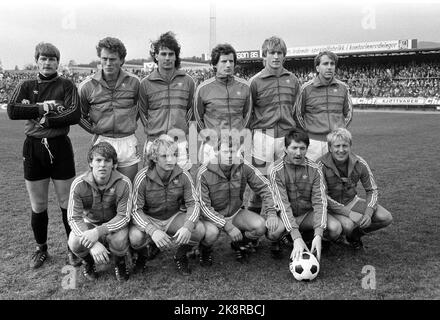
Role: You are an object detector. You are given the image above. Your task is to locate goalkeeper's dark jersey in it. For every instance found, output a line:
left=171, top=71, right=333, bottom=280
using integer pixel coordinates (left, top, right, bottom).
left=7, top=73, right=80, bottom=138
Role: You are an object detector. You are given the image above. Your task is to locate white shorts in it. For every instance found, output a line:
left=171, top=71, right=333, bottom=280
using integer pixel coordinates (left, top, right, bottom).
left=306, top=139, right=328, bottom=162
left=94, top=134, right=140, bottom=168
left=147, top=211, right=182, bottom=233
left=143, top=139, right=192, bottom=171
left=252, top=130, right=285, bottom=163
left=224, top=208, right=242, bottom=223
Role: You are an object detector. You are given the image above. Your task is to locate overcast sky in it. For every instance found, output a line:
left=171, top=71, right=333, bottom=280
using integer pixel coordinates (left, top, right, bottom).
left=1, top=0, right=440, bottom=69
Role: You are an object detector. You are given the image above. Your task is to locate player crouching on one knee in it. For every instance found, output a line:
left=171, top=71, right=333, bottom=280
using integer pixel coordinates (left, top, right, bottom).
left=129, top=135, right=204, bottom=276
left=269, top=128, right=343, bottom=262
left=317, top=128, right=393, bottom=250
left=67, top=142, right=132, bottom=282
left=196, top=137, right=277, bottom=265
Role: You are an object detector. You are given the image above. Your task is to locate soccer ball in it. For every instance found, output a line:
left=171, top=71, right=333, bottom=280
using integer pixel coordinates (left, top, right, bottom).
left=289, top=252, right=320, bottom=281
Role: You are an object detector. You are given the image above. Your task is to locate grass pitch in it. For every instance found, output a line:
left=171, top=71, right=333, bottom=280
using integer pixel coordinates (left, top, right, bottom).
left=0, top=111, right=439, bottom=300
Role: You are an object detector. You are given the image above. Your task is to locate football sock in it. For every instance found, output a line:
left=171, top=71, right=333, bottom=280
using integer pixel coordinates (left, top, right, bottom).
left=136, top=246, right=150, bottom=258
left=199, top=242, right=212, bottom=251
left=175, top=244, right=192, bottom=259
left=113, top=254, right=126, bottom=265
left=31, top=209, right=48, bottom=250
left=270, top=240, right=280, bottom=249
left=60, top=207, right=71, bottom=239
left=350, top=227, right=366, bottom=239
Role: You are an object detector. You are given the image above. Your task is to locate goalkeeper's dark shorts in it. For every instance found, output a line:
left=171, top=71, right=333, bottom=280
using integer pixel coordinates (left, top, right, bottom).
left=23, top=135, right=75, bottom=181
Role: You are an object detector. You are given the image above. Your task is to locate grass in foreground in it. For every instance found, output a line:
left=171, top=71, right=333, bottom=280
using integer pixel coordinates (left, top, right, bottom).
left=0, top=111, right=439, bottom=300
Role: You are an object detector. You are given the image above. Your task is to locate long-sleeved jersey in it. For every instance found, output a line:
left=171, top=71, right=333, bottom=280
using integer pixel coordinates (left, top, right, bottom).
left=7, top=73, right=80, bottom=138
left=249, top=67, right=300, bottom=138
left=194, top=75, right=252, bottom=133
left=131, top=165, right=199, bottom=236
left=295, top=75, right=353, bottom=141
left=270, top=157, right=327, bottom=240
left=318, top=152, right=378, bottom=216
left=78, top=69, right=140, bottom=137
left=138, top=69, right=195, bottom=141
left=197, top=160, right=277, bottom=229
left=68, top=170, right=132, bottom=237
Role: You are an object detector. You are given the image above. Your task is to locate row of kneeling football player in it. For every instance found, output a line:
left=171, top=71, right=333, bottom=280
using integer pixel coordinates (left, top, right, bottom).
left=65, top=128, right=392, bottom=282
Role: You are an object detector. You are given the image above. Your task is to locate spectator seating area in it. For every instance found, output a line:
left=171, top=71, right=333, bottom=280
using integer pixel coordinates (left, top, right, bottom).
left=2, top=60, right=440, bottom=103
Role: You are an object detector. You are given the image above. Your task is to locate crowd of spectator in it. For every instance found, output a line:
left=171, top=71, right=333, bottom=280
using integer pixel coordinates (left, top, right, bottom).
left=2, top=61, right=440, bottom=103
left=235, top=61, right=440, bottom=98
left=337, top=62, right=440, bottom=98
left=0, top=72, right=35, bottom=103
left=281, top=61, right=440, bottom=98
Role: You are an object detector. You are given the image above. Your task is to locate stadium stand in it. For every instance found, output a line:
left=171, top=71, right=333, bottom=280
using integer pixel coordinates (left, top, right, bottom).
left=2, top=46, right=440, bottom=111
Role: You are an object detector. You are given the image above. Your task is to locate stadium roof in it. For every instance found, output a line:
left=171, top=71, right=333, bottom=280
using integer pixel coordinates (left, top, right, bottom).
left=237, top=47, right=440, bottom=63
left=294, top=47, right=440, bottom=60
left=236, top=39, right=440, bottom=63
